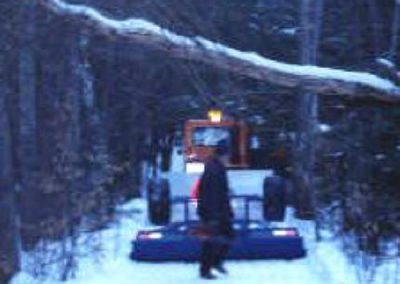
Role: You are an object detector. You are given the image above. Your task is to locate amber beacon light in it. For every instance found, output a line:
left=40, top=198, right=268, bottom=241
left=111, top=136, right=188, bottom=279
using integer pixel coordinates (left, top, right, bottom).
left=207, top=109, right=223, bottom=122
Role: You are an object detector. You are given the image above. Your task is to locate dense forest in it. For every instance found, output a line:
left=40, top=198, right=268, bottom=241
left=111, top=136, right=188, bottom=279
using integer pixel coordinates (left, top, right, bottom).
left=1, top=0, right=399, bottom=283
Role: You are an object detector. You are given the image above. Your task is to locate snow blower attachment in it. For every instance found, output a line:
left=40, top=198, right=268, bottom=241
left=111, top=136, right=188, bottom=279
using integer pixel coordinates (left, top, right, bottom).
left=131, top=195, right=306, bottom=261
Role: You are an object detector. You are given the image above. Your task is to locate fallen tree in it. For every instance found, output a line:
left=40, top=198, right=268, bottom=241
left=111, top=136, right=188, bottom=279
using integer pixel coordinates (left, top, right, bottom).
left=38, top=0, right=400, bottom=103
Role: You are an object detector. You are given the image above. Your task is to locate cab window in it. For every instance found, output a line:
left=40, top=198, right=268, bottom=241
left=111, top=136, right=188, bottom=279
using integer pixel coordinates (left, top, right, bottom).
left=191, top=127, right=232, bottom=146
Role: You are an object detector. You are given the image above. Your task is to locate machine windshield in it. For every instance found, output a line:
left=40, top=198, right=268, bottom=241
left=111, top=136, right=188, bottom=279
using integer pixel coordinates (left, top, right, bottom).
left=192, top=127, right=232, bottom=146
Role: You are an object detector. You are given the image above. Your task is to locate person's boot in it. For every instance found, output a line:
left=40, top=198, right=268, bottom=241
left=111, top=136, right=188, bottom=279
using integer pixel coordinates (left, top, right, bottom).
left=213, top=244, right=229, bottom=275
left=213, top=264, right=228, bottom=275
left=200, top=270, right=217, bottom=280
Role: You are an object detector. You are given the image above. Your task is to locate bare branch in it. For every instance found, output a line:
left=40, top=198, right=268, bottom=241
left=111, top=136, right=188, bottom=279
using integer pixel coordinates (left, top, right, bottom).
left=38, top=0, right=400, bottom=103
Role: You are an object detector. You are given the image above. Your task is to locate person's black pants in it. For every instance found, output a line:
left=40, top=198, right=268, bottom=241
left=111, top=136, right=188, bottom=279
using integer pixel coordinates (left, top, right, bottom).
left=199, top=219, right=234, bottom=274
left=200, top=239, right=230, bottom=274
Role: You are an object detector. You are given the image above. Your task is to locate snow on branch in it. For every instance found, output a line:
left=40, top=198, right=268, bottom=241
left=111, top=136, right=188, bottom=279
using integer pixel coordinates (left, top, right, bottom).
left=38, top=0, right=400, bottom=103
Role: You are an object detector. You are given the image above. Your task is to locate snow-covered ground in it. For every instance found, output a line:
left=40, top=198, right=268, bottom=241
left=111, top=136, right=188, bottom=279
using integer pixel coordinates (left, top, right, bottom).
left=10, top=148, right=398, bottom=284
left=11, top=199, right=356, bottom=284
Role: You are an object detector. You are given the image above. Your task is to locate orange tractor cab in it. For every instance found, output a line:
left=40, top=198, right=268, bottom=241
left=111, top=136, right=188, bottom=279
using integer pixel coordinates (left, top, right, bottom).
left=183, top=109, right=249, bottom=173
left=146, top=109, right=289, bottom=226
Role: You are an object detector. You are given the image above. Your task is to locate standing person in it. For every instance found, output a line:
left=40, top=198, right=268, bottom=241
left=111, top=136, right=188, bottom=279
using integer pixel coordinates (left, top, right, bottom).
left=197, top=140, right=235, bottom=279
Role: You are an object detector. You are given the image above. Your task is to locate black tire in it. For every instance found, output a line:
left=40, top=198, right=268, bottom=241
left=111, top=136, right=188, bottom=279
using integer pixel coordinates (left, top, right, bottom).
left=146, top=178, right=155, bottom=218
left=147, top=179, right=156, bottom=222
left=158, top=178, right=171, bottom=224
left=263, top=176, right=286, bottom=222
left=147, top=178, right=171, bottom=225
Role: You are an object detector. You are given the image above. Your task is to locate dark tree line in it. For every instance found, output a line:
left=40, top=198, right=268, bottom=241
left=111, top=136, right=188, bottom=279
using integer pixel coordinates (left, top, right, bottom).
left=0, top=0, right=399, bottom=282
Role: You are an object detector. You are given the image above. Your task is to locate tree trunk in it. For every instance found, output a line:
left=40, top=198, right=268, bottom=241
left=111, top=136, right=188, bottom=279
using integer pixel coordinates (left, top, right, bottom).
left=389, top=0, right=400, bottom=62
left=59, top=27, right=82, bottom=281
left=366, top=0, right=385, bottom=57
left=0, top=58, right=20, bottom=284
left=18, top=1, right=38, bottom=177
left=18, top=1, right=40, bottom=248
left=294, top=0, right=323, bottom=225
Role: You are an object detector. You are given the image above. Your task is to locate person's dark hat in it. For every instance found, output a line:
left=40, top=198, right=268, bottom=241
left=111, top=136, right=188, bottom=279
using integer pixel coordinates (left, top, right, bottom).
left=215, top=139, right=229, bottom=156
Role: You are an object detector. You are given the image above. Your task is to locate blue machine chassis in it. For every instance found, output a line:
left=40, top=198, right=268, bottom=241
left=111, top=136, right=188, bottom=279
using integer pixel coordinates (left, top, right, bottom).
left=131, top=195, right=306, bottom=261
left=131, top=220, right=306, bottom=261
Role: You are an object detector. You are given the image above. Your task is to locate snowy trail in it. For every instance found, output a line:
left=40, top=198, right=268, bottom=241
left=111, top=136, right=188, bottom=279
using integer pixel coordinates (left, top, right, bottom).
left=12, top=199, right=351, bottom=284
left=12, top=196, right=356, bottom=284
left=11, top=148, right=358, bottom=284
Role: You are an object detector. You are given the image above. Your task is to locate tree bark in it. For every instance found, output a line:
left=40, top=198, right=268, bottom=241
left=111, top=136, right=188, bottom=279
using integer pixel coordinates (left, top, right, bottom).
left=18, top=1, right=41, bottom=250
left=59, top=27, right=82, bottom=281
left=366, top=0, right=385, bottom=57
left=18, top=1, right=38, bottom=177
left=293, top=0, right=323, bottom=223
left=389, top=0, right=400, bottom=62
left=36, top=0, right=400, bottom=103
left=0, top=58, right=20, bottom=284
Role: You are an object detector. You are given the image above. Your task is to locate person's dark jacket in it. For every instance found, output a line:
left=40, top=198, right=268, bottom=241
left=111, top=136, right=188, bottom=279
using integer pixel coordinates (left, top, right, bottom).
left=197, top=156, right=233, bottom=223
